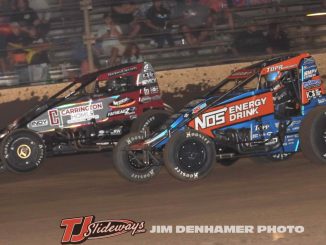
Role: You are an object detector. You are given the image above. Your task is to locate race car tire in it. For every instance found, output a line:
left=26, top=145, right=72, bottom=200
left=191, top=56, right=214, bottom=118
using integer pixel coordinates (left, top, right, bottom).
left=113, top=132, right=161, bottom=182
left=131, top=109, right=172, bottom=133
left=0, top=129, right=46, bottom=173
left=299, top=106, right=326, bottom=164
left=163, top=130, right=216, bottom=181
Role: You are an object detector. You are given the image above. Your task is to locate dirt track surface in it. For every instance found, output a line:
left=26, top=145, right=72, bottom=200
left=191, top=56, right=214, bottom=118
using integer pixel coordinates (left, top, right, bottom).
left=1, top=152, right=326, bottom=245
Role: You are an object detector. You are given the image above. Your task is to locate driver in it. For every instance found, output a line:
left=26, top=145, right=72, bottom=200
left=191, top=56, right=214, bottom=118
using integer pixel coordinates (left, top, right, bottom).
left=264, top=70, right=298, bottom=118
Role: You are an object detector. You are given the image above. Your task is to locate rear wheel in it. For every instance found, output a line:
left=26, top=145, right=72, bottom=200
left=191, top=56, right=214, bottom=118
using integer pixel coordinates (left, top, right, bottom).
left=113, top=133, right=161, bottom=182
left=163, top=130, right=216, bottom=181
left=131, top=109, right=172, bottom=133
left=0, top=129, right=46, bottom=173
left=299, top=106, right=326, bottom=164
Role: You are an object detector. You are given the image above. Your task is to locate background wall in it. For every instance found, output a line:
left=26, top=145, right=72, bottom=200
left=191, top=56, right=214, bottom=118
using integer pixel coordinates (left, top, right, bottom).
left=0, top=53, right=325, bottom=105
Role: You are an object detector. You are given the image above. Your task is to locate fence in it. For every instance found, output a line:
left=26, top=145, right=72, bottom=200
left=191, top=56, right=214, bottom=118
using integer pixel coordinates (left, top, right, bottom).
left=0, top=0, right=325, bottom=88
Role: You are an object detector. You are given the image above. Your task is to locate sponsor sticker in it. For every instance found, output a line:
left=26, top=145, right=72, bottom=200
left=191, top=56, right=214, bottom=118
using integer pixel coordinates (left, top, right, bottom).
left=306, top=88, right=322, bottom=100
left=30, top=119, right=48, bottom=128
left=303, top=79, right=321, bottom=89
left=107, top=107, right=136, bottom=117
left=192, top=103, right=207, bottom=114
left=303, top=68, right=317, bottom=80
left=188, top=93, right=274, bottom=137
left=112, top=98, right=131, bottom=106
left=267, top=65, right=283, bottom=73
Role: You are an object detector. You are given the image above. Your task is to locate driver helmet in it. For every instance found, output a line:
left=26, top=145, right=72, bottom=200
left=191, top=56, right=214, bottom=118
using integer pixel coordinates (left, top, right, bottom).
left=265, top=71, right=282, bottom=88
left=106, top=79, right=120, bottom=92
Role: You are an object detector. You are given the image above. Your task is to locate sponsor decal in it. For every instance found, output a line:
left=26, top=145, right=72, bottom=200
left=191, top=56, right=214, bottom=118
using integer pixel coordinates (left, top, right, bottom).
left=112, top=98, right=131, bottom=106
left=303, top=64, right=317, bottom=70
left=107, top=107, right=136, bottom=117
left=30, top=119, right=48, bottom=128
left=192, top=103, right=207, bottom=114
left=143, top=71, right=155, bottom=80
left=48, top=109, right=60, bottom=126
left=139, top=78, right=157, bottom=86
left=61, top=103, right=103, bottom=116
left=306, top=88, right=322, bottom=100
left=150, top=85, right=160, bottom=94
left=110, top=127, right=123, bottom=136
left=48, top=103, right=104, bottom=126
left=143, top=63, right=150, bottom=72
left=110, top=98, right=136, bottom=109
left=174, top=167, right=199, bottom=179
left=303, top=68, right=317, bottom=80
left=255, top=124, right=270, bottom=131
left=189, top=93, right=274, bottom=137
left=60, top=216, right=146, bottom=244
left=302, top=58, right=316, bottom=70
left=267, top=65, right=283, bottom=73
left=303, top=79, right=321, bottom=89
left=318, top=97, right=326, bottom=104
left=143, top=87, right=150, bottom=96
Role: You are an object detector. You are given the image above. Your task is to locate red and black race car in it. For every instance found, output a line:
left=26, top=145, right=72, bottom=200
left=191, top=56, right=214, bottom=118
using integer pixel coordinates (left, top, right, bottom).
left=0, top=62, right=173, bottom=173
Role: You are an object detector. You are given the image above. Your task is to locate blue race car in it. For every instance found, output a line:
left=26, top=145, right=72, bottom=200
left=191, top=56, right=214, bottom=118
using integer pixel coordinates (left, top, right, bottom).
left=113, top=53, right=326, bottom=182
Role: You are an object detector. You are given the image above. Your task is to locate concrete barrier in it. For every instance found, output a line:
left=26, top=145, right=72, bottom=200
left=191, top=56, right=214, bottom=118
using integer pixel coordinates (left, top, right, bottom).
left=0, top=53, right=325, bottom=104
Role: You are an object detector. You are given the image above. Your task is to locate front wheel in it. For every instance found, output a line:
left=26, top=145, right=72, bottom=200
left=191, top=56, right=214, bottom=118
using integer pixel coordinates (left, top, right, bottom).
left=163, top=130, right=216, bottom=181
left=0, top=129, right=46, bottom=173
left=113, top=133, right=161, bottom=182
left=299, top=106, right=326, bottom=164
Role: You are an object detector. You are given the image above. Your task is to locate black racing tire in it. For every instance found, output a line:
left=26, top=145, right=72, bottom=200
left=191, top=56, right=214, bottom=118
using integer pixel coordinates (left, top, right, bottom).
left=163, top=130, right=216, bottom=181
left=218, top=158, right=238, bottom=167
left=113, top=133, right=161, bottom=182
left=0, top=129, right=46, bottom=173
left=131, top=109, right=172, bottom=133
left=299, top=106, right=326, bottom=164
left=251, top=153, right=293, bottom=164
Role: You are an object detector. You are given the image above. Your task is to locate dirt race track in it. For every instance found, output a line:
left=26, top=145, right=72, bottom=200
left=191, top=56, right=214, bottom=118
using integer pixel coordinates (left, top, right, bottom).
left=1, top=152, right=326, bottom=245
left=0, top=87, right=326, bottom=245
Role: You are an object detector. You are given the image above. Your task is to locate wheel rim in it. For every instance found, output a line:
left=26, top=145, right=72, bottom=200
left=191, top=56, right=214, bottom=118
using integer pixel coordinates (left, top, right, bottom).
left=5, top=137, right=41, bottom=170
left=177, top=140, right=207, bottom=173
left=127, top=150, right=151, bottom=171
